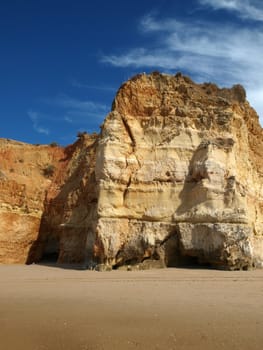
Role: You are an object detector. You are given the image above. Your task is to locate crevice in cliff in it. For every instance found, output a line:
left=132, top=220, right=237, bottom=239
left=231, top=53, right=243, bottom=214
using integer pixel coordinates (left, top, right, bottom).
left=123, top=175, right=132, bottom=203
left=121, top=115, right=136, bottom=149
left=121, top=115, right=142, bottom=168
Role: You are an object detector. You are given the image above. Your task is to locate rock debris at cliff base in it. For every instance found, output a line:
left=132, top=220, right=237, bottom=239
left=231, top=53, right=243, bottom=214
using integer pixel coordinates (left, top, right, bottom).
left=0, top=72, right=262, bottom=270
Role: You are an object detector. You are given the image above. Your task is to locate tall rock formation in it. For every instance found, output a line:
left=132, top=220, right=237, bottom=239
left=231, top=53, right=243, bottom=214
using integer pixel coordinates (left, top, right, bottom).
left=0, top=72, right=262, bottom=269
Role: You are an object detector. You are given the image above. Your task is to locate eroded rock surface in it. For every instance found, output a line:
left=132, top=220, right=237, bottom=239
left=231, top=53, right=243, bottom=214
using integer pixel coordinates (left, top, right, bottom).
left=0, top=139, right=65, bottom=263
left=0, top=72, right=262, bottom=269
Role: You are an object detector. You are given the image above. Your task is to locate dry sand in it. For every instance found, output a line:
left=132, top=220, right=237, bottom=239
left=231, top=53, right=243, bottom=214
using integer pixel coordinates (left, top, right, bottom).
left=0, top=265, right=262, bottom=350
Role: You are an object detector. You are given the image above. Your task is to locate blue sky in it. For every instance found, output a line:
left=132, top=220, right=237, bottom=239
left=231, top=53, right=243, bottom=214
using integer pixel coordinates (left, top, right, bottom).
left=1, top=0, right=262, bottom=145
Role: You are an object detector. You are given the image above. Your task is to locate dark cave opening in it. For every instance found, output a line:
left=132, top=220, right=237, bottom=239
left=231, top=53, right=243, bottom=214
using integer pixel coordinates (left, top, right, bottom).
left=164, top=234, right=213, bottom=269
left=39, top=236, right=60, bottom=264
left=174, top=254, right=213, bottom=269
left=40, top=251, right=59, bottom=263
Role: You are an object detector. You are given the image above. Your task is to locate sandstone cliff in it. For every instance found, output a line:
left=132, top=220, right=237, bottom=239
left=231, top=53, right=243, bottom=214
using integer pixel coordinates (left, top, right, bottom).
left=0, top=139, right=65, bottom=263
left=0, top=136, right=97, bottom=264
left=1, top=72, right=262, bottom=269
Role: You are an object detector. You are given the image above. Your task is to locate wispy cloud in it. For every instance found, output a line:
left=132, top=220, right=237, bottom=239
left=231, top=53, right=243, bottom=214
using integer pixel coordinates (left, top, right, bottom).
left=28, top=94, right=109, bottom=143
left=53, top=95, right=108, bottom=113
left=199, top=0, right=263, bottom=22
left=28, top=110, right=50, bottom=135
left=51, top=95, right=109, bottom=123
left=247, top=88, right=263, bottom=121
left=101, top=3, right=263, bottom=124
left=102, top=14, right=263, bottom=87
left=64, top=116, right=73, bottom=123
left=71, top=79, right=116, bottom=92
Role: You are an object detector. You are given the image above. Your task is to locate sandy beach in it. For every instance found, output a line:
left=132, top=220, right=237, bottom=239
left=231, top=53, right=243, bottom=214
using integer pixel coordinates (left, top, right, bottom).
left=0, top=265, right=262, bottom=350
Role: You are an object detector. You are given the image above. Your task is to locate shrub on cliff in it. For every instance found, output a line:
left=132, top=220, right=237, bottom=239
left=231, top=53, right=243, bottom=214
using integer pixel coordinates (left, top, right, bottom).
left=49, top=141, right=59, bottom=147
left=43, top=164, right=55, bottom=178
left=77, top=131, right=87, bottom=139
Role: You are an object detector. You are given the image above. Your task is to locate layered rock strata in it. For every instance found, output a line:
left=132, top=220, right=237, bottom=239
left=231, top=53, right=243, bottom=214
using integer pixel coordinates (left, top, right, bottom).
left=0, top=139, right=65, bottom=263
left=94, top=73, right=263, bottom=270
left=0, top=135, right=97, bottom=264
left=0, top=72, right=262, bottom=269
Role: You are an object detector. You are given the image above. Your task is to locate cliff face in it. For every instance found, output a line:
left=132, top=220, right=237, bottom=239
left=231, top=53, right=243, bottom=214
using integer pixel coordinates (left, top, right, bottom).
left=26, top=134, right=98, bottom=265
left=0, top=139, right=65, bottom=263
left=1, top=72, right=262, bottom=269
left=95, top=73, right=263, bottom=270
left=0, top=136, right=97, bottom=264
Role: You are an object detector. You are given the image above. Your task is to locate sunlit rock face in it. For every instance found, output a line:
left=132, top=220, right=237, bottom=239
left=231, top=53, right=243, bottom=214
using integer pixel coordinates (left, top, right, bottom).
left=0, top=139, right=66, bottom=263
left=0, top=72, right=262, bottom=270
left=0, top=136, right=98, bottom=264
left=94, top=72, right=263, bottom=270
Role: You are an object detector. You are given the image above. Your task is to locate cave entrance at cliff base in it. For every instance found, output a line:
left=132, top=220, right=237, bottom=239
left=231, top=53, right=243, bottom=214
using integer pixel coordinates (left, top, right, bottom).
left=40, top=236, right=60, bottom=264
left=164, top=233, right=213, bottom=269
left=166, top=252, right=211, bottom=268
left=175, top=255, right=212, bottom=268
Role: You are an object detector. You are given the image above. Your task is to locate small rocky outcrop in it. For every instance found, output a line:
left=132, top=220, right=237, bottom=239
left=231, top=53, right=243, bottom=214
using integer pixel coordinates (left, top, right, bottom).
left=0, top=72, right=262, bottom=270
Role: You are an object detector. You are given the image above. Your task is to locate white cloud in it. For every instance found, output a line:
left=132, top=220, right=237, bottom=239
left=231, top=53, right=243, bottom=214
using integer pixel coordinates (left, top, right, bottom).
left=64, top=116, right=73, bottom=123
left=102, top=6, right=263, bottom=124
left=29, top=95, right=109, bottom=137
left=71, top=79, right=116, bottom=92
left=140, top=14, right=184, bottom=33
left=53, top=95, right=108, bottom=113
left=247, top=89, right=263, bottom=125
left=28, top=110, right=50, bottom=135
left=199, top=0, right=263, bottom=22
left=52, top=95, right=109, bottom=123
